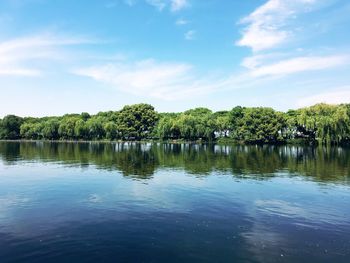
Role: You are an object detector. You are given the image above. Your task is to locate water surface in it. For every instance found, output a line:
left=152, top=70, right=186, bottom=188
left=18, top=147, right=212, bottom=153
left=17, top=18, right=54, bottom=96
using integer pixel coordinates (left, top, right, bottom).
left=0, top=142, right=349, bottom=262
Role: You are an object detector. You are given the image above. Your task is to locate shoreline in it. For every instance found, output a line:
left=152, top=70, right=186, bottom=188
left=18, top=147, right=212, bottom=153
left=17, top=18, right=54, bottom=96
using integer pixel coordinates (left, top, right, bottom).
left=0, top=139, right=342, bottom=147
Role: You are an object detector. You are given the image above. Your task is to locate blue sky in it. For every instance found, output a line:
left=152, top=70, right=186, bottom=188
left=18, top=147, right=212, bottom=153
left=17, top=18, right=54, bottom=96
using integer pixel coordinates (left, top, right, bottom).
left=0, top=0, right=350, bottom=117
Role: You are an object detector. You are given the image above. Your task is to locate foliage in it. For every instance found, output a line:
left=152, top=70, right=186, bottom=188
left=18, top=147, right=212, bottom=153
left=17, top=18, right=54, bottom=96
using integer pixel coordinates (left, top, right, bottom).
left=288, top=103, right=350, bottom=145
left=234, top=107, right=286, bottom=143
left=117, top=104, right=159, bottom=140
left=0, top=115, right=23, bottom=139
left=0, top=103, right=349, bottom=145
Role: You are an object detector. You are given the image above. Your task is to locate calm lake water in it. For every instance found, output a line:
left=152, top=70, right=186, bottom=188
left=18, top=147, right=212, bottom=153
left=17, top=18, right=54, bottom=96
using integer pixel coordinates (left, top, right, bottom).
left=0, top=142, right=349, bottom=263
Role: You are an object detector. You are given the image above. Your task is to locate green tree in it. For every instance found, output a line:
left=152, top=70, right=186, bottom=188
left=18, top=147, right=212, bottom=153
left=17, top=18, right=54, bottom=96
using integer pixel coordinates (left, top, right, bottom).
left=117, top=104, right=159, bottom=140
left=1, top=115, right=23, bottom=139
left=213, top=111, right=231, bottom=138
left=42, top=119, right=60, bottom=140
left=58, top=117, right=79, bottom=139
left=74, top=119, right=89, bottom=140
left=175, top=108, right=215, bottom=141
left=81, top=112, right=91, bottom=121
left=293, top=103, right=350, bottom=145
left=156, top=114, right=181, bottom=139
left=235, top=107, right=286, bottom=143
left=86, top=117, right=105, bottom=139
left=1, top=103, right=349, bottom=145
left=20, top=122, right=43, bottom=139
left=104, top=122, right=118, bottom=140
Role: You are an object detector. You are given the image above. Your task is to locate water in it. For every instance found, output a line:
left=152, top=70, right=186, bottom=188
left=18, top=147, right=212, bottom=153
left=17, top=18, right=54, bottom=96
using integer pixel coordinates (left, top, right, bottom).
left=0, top=142, right=349, bottom=263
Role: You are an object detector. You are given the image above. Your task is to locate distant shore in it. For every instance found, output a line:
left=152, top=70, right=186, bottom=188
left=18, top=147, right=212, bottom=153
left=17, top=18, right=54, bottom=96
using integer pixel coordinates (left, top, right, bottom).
left=0, top=138, right=330, bottom=146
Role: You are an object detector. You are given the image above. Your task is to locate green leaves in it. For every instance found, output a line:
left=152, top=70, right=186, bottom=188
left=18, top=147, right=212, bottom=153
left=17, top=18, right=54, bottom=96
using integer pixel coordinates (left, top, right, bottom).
left=233, top=107, right=287, bottom=143
left=0, top=115, right=23, bottom=139
left=290, top=103, right=350, bottom=145
left=1, top=103, right=349, bottom=145
left=155, top=108, right=216, bottom=141
left=117, top=103, right=159, bottom=140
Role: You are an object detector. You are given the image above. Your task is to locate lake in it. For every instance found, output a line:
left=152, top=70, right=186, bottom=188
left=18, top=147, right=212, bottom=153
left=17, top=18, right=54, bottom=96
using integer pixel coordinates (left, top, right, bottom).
left=0, top=141, right=349, bottom=263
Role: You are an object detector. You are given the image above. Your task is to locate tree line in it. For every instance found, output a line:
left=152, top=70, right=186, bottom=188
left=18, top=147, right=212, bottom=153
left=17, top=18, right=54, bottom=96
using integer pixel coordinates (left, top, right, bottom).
left=0, top=103, right=349, bottom=145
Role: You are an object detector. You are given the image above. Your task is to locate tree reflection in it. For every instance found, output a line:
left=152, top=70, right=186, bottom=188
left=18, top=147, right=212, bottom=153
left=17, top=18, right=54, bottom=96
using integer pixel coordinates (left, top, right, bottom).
left=0, top=142, right=349, bottom=183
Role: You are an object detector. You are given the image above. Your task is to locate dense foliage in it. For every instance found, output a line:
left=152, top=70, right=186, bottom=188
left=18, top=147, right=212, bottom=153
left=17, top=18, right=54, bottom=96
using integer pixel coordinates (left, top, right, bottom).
left=0, top=103, right=350, bottom=145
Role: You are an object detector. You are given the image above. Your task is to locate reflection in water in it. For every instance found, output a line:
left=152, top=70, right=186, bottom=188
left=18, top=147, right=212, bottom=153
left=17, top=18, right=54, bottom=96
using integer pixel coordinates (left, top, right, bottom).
left=0, top=141, right=349, bottom=183
left=0, top=142, right=350, bottom=263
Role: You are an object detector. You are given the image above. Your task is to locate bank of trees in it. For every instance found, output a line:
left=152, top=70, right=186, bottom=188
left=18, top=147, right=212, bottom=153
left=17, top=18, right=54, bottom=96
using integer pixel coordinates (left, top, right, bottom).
left=0, top=103, right=349, bottom=145
left=287, top=103, right=350, bottom=145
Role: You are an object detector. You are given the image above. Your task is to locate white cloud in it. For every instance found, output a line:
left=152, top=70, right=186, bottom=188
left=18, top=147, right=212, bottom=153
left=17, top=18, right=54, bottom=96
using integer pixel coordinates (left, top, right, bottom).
left=73, top=59, right=236, bottom=100
left=0, top=34, right=88, bottom=53
left=250, top=55, right=349, bottom=77
left=74, top=59, right=195, bottom=100
left=0, top=34, right=92, bottom=77
left=171, top=0, right=188, bottom=12
left=297, top=87, right=350, bottom=107
left=145, top=0, right=166, bottom=11
left=74, top=54, right=347, bottom=101
left=0, top=68, right=41, bottom=77
left=145, top=0, right=188, bottom=12
left=241, top=54, right=272, bottom=70
left=175, top=18, right=189, bottom=26
left=236, top=0, right=317, bottom=52
left=184, top=30, right=196, bottom=40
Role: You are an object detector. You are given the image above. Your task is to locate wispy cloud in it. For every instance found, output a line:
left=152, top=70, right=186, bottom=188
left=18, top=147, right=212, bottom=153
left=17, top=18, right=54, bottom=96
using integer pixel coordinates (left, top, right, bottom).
left=72, top=58, right=239, bottom=100
left=235, top=0, right=350, bottom=95
left=175, top=18, right=189, bottom=26
left=170, top=0, right=188, bottom=12
left=105, top=0, right=135, bottom=8
left=0, top=33, right=94, bottom=77
left=73, top=59, right=197, bottom=100
left=184, top=30, right=196, bottom=40
left=145, top=0, right=188, bottom=12
left=0, top=68, right=41, bottom=77
left=145, top=0, right=166, bottom=11
left=297, top=87, right=350, bottom=107
left=236, top=0, right=317, bottom=52
left=241, top=53, right=282, bottom=70
left=250, top=55, right=349, bottom=77
left=72, top=51, right=350, bottom=101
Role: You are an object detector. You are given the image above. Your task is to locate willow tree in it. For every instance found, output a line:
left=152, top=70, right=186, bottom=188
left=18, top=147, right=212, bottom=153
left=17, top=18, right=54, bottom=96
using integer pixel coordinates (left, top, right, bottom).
left=294, top=103, right=350, bottom=145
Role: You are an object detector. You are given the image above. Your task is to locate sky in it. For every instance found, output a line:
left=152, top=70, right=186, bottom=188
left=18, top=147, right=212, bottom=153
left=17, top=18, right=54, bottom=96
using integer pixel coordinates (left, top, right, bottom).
left=0, top=0, right=350, bottom=117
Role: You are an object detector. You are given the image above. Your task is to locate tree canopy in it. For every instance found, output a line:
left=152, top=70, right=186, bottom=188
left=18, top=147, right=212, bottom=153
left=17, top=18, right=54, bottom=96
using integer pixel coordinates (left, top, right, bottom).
left=1, top=103, right=349, bottom=145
